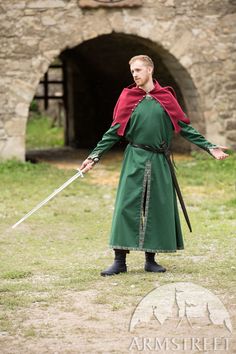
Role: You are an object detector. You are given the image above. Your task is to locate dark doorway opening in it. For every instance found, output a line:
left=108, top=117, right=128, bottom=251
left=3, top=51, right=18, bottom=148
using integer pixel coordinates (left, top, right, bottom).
left=61, top=33, right=190, bottom=152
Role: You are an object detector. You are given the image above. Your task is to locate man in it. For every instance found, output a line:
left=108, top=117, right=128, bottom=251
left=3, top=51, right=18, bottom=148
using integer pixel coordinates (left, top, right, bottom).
left=80, top=55, right=229, bottom=276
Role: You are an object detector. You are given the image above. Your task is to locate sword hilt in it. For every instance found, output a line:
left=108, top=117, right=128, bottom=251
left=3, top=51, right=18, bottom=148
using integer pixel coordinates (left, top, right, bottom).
left=76, top=168, right=84, bottom=177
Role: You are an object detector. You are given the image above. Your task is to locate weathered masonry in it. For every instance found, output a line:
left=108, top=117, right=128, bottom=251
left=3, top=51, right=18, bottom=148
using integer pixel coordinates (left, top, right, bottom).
left=0, top=0, right=235, bottom=160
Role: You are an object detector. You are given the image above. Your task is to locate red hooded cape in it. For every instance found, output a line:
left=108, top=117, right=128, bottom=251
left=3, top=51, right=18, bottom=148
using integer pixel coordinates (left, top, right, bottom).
left=112, top=80, right=190, bottom=136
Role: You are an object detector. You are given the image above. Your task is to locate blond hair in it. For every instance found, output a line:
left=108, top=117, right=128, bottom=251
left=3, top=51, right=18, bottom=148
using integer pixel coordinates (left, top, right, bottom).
left=129, top=55, right=154, bottom=71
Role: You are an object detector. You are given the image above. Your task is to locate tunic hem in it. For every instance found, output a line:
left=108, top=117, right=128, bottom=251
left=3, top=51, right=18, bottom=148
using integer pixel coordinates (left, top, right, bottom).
left=110, top=245, right=184, bottom=253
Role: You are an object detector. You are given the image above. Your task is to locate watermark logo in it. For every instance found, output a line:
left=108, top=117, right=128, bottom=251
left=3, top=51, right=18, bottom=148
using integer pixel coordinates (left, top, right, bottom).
left=129, top=282, right=232, bottom=352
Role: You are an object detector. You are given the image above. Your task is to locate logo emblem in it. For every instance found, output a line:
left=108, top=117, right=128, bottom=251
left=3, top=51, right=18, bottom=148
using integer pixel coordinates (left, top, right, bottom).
left=129, top=282, right=232, bottom=352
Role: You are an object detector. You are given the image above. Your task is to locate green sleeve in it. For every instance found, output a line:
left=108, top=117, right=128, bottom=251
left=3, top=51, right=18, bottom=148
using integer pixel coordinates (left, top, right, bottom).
left=178, top=121, right=218, bottom=155
left=88, top=124, right=121, bottom=160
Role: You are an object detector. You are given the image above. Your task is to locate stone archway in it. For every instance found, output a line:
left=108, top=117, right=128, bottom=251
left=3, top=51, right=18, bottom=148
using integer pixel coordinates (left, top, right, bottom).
left=1, top=1, right=234, bottom=160
left=59, top=32, right=201, bottom=152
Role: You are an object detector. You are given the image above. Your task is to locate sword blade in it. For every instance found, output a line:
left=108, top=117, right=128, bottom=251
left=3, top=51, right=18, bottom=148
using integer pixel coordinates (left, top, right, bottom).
left=12, top=169, right=84, bottom=229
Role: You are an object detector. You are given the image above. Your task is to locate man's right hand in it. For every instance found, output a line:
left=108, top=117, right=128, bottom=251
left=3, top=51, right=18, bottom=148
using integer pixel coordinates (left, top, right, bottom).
left=79, top=158, right=95, bottom=173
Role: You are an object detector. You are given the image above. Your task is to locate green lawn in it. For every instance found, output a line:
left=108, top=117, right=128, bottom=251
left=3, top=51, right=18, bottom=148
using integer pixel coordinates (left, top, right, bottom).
left=26, top=114, right=64, bottom=149
left=0, top=152, right=235, bottom=336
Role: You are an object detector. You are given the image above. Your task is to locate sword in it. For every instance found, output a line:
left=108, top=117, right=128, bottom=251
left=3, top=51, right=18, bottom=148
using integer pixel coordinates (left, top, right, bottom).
left=12, top=169, right=84, bottom=229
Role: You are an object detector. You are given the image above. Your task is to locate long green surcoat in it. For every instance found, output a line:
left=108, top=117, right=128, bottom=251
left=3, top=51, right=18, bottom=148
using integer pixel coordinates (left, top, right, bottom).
left=89, top=94, right=216, bottom=253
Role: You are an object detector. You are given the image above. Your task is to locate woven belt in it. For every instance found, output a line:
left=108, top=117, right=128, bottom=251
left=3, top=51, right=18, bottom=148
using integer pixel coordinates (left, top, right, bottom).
left=129, top=141, right=192, bottom=232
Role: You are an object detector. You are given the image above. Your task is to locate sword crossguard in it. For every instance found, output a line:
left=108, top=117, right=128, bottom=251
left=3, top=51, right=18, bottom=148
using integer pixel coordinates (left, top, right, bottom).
left=76, top=168, right=84, bottom=177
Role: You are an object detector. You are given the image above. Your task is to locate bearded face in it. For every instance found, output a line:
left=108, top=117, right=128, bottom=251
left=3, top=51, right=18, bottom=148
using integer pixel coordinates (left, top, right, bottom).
left=130, top=59, right=153, bottom=89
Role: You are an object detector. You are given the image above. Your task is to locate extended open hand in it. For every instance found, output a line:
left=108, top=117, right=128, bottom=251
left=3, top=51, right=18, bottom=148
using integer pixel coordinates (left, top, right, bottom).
left=209, top=146, right=229, bottom=160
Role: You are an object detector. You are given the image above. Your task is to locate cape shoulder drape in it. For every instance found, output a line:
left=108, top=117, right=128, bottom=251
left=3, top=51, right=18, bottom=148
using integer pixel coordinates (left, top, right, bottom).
left=111, top=80, right=190, bottom=136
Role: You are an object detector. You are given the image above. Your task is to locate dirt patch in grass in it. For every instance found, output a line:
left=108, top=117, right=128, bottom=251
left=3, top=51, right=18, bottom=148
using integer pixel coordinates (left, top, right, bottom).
left=0, top=289, right=131, bottom=353
left=0, top=288, right=235, bottom=353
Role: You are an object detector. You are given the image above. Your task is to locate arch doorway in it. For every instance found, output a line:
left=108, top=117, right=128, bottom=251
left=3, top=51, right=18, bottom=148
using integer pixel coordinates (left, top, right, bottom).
left=34, top=33, right=203, bottom=153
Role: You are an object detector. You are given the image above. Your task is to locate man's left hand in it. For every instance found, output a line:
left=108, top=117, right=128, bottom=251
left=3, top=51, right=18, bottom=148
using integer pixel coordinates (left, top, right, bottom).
left=209, top=146, right=229, bottom=160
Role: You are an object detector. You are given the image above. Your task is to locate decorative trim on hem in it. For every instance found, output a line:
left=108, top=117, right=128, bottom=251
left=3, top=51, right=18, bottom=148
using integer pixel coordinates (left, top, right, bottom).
left=139, top=160, right=152, bottom=248
left=109, top=245, right=184, bottom=253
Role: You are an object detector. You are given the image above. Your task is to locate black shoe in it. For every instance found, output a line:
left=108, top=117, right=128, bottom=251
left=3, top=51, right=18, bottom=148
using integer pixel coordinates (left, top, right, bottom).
left=101, top=249, right=128, bottom=277
left=145, top=261, right=166, bottom=273
left=144, top=252, right=166, bottom=273
left=100, top=261, right=127, bottom=276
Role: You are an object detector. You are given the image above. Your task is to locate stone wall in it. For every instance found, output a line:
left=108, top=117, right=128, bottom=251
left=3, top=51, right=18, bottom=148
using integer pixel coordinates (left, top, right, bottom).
left=0, top=0, right=235, bottom=159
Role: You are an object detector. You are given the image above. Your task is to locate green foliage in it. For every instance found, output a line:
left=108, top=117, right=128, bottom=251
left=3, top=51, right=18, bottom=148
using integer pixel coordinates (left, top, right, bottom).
left=2, top=271, right=32, bottom=280
left=26, top=114, right=64, bottom=149
left=0, top=159, right=48, bottom=173
left=225, top=198, right=236, bottom=207
left=29, top=100, right=39, bottom=113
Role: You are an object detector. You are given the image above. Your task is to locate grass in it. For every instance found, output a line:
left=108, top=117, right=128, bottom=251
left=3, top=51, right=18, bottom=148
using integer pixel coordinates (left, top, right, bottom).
left=0, top=151, right=235, bottom=336
left=26, top=114, right=64, bottom=149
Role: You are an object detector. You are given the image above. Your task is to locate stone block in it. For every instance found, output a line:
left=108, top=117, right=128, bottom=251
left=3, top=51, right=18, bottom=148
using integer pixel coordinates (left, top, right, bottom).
left=41, top=15, right=57, bottom=26
left=81, top=11, right=111, bottom=41
left=10, top=43, right=35, bottom=58
left=39, top=37, right=63, bottom=52
left=5, top=118, right=26, bottom=136
left=31, top=56, right=50, bottom=75
left=226, top=130, right=236, bottom=141
left=11, top=79, right=35, bottom=102
left=109, top=12, right=125, bottom=33
left=12, top=1, right=26, bottom=9
left=17, top=15, right=42, bottom=34
left=0, top=136, right=25, bottom=161
left=27, top=0, right=65, bottom=9
left=15, top=102, right=29, bottom=117
left=78, top=0, right=142, bottom=8
left=43, top=50, right=61, bottom=62
left=0, top=140, right=7, bottom=156
left=225, top=83, right=236, bottom=91
left=0, top=129, right=7, bottom=139
left=24, top=9, right=38, bottom=15
left=172, top=30, right=194, bottom=58
left=2, top=1, right=26, bottom=10
left=25, top=37, right=40, bottom=48
left=225, top=119, right=236, bottom=131
left=180, top=55, right=194, bottom=68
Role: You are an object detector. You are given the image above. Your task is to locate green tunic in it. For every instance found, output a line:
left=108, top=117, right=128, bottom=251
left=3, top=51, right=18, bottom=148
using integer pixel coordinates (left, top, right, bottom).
left=89, top=95, right=217, bottom=253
